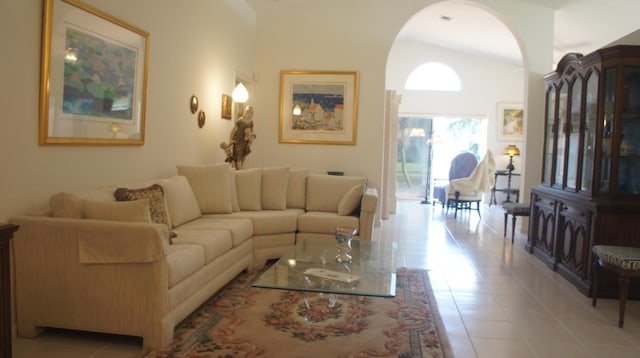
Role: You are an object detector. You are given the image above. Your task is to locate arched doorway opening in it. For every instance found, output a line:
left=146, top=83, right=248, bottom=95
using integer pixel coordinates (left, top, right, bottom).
left=384, top=1, right=526, bottom=213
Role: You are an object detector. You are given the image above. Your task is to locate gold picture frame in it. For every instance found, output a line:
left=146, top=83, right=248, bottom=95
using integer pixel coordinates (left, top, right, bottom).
left=221, top=94, right=232, bottom=120
left=39, top=0, right=150, bottom=145
left=279, top=70, right=359, bottom=145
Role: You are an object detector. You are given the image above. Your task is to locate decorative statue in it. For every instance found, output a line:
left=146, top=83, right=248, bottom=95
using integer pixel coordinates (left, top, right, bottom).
left=220, top=105, right=256, bottom=169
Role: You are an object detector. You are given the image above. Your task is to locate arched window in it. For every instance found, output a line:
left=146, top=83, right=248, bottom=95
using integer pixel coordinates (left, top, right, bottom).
left=404, top=62, right=461, bottom=91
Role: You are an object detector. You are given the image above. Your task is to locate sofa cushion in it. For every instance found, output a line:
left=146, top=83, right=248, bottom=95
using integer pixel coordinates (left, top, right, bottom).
left=235, top=168, right=262, bottom=211
left=215, top=209, right=303, bottom=236
left=287, top=169, right=308, bottom=209
left=337, top=183, right=364, bottom=215
left=114, top=184, right=171, bottom=228
left=297, top=211, right=360, bottom=235
left=229, top=169, right=240, bottom=212
left=171, top=229, right=232, bottom=264
left=261, top=167, right=289, bottom=210
left=177, top=164, right=233, bottom=214
left=178, top=217, right=253, bottom=248
left=50, top=187, right=117, bottom=219
left=82, top=199, right=152, bottom=223
left=306, top=174, right=366, bottom=213
left=156, top=176, right=202, bottom=227
left=165, top=244, right=205, bottom=288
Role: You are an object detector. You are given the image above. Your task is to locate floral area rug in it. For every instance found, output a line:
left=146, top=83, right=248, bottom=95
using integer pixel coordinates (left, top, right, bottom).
left=145, top=267, right=451, bottom=358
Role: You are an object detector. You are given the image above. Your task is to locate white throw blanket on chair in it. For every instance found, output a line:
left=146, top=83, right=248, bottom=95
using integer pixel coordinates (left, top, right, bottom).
left=446, top=150, right=496, bottom=200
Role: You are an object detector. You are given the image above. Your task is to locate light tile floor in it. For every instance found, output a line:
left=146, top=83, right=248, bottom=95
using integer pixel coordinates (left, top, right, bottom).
left=12, top=200, right=640, bottom=357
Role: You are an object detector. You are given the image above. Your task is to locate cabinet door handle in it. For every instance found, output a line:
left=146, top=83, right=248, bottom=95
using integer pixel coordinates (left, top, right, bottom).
left=563, top=206, right=568, bottom=211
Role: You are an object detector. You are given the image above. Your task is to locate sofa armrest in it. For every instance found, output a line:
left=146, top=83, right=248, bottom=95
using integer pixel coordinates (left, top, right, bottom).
left=10, top=216, right=171, bottom=264
left=10, top=216, right=170, bottom=340
left=358, top=188, right=378, bottom=240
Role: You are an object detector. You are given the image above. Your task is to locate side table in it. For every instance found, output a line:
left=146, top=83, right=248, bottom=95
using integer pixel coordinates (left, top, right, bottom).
left=490, top=171, right=520, bottom=206
left=1, top=224, right=19, bottom=358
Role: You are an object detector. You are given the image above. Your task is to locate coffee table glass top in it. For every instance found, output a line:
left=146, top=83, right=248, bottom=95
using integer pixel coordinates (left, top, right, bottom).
left=252, top=237, right=397, bottom=297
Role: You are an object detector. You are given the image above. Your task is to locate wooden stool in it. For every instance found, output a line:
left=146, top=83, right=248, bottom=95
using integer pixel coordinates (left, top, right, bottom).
left=503, top=203, right=530, bottom=243
left=592, top=245, right=640, bottom=328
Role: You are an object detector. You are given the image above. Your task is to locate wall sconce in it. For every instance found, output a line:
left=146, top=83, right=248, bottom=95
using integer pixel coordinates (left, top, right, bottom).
left=292, top=104, right=302, bottom=116
left=232, top=82, right=249, bottom=103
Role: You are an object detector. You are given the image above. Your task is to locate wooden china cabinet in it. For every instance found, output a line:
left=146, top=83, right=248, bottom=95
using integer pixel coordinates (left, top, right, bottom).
left=528, top=45, right=640, bottom=298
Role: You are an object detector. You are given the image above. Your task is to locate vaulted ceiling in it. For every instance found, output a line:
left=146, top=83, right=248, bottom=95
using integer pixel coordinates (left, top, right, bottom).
left=248, top=0, right=640, bottom=67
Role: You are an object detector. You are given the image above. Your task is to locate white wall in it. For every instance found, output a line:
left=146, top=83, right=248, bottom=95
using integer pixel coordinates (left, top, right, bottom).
left=0, top=0, right=555, bottom=222
left=0, top=0, right=255, bottom=221
left=387, top=40, right=525, bottom=171
left=249, top=0, right=553, bottom=203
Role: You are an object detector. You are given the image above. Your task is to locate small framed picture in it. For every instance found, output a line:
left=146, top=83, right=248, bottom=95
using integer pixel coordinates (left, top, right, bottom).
left=221, top=94, right=232, bottom=120
left=497, top=103, right=523, bottom=141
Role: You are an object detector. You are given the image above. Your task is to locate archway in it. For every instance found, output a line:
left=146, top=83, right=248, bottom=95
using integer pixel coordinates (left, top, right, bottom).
left=383, top=1, right=527, bottom=212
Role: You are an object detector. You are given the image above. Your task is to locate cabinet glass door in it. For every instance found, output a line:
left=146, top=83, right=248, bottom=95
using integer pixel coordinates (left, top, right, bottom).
left=566, top=77, right=582, bottom=190
left=619, top=67, right=640, bottom=193
left=600, top=68, right=615, bottom=193
left=556, top=83, right=568, bottom=187
left=581, top=72, right=598, bottom=193
left=544, top=87, right=556, bottom=185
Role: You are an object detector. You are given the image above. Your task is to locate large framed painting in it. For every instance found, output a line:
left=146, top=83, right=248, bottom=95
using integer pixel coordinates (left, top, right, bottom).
left=39, top=0, right=149, bottom=145
left=497, top=103, right=524, bottom=141
left=279, top=70, right=359, bottom=145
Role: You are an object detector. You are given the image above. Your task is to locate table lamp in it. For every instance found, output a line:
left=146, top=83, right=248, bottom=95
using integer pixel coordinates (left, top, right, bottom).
left=503, top=144, right=520, bottom=203
left=504, top=144, right=520, bottom=172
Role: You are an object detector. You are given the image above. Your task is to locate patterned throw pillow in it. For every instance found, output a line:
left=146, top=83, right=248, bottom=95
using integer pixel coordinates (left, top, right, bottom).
left=114, top=184, right=176, bottom=239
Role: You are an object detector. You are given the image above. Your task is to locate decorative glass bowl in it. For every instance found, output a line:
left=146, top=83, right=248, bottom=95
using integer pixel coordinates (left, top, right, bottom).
left=334, top=226, right=357, bottom=263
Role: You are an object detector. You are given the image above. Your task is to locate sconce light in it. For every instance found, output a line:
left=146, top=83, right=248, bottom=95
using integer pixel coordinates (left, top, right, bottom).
left=292, top=104, right=302, bottom=116
left=232, top=82, right=249, bottom=103
left=503, top=144, right=520, bottom=172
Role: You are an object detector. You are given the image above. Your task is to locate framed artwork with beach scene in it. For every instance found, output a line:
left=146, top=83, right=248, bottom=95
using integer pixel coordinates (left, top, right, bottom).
left=279, top=70, right=359, bottom=145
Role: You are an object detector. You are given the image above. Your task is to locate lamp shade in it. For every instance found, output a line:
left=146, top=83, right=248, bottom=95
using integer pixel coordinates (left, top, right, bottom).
left=232, top=83, right=249, bottom=103
left=504, top=144, right=520, bottom=156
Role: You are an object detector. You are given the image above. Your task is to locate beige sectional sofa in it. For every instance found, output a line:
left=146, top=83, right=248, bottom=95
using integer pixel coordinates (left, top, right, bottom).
left=10, top=164, right=377, bottom=350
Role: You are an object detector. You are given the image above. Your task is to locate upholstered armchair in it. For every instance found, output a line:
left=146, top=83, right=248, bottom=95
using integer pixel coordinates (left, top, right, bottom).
left=445, top=150, right=496, bottom=218
left=432, top=152, right=478, bottom=208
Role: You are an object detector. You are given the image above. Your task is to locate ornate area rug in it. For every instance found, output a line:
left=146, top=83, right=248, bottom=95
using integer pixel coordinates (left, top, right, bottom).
left=145, top=267, right=451, bottom=358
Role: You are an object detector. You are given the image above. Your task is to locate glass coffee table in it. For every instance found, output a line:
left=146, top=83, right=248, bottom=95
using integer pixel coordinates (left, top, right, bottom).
left=252, top=237, right=397, bottom=297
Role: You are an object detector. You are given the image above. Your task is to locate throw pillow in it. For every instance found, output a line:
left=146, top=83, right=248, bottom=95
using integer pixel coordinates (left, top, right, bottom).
left=82, top=199, right=152, bottom=223
left=50, top=192, right=84, bottom=218
left=177, top=164, right=233, bottom=214
left=156, top=176, right=202, bottom=227
left=114, top=184, right=171, bottom=226
left=338, top=184, right=364, bottom=215
left=261, top=167, right=289, bottom=210
left=287, top=169, right=309, bottom=209
left=235, top=168, right=262, bottom=211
